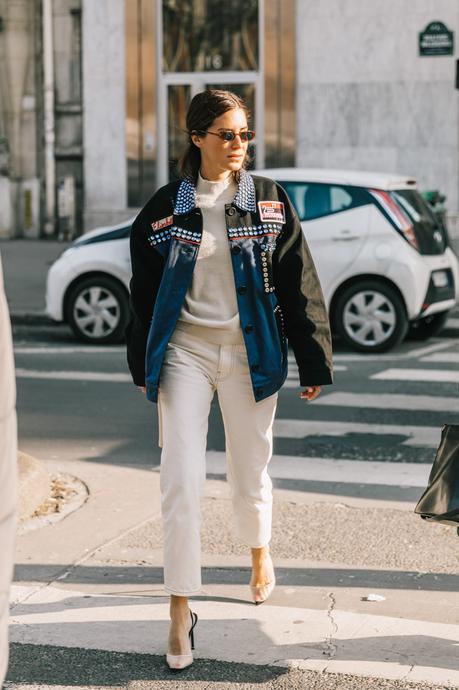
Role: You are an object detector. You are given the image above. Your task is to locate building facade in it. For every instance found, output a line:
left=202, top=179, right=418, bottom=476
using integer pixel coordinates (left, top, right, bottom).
left=0, top=0, right=84, bottom=238
left=0, top=0, right=458, bottom=239
left=296, top=0, right=459, bottom=216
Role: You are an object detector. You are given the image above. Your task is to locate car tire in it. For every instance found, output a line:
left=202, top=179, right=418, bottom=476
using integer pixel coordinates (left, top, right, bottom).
left=407, top=310, right=450, bottom=341
left=66, top=275, right=129, bottom=344
left=334, top=280, right=408, bottom=353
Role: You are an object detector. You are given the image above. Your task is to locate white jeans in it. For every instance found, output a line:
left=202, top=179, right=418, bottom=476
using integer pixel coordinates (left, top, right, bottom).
left=158, top=324, right=278, bottom=596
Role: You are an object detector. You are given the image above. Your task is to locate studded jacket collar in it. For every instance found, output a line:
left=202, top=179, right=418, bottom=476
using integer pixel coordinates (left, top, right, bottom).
left=174, top=169, right=257, bottom=214
left=126, top=172, right=333, bottom=403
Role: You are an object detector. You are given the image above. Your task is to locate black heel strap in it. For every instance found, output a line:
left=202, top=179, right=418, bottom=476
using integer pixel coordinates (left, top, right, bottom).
left=188, top=610, right=198, bottom=650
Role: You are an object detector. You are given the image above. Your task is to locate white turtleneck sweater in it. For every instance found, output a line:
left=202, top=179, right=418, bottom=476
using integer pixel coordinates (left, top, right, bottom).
left=176, top=171, right=244, bottom=344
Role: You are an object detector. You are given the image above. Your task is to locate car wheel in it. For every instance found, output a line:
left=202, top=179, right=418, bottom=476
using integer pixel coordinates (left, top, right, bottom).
left=66, top=276, right=129, bottom=344
left=334, top=280, right=408, bottom=353
left=407, top=311, right=450, bottom=341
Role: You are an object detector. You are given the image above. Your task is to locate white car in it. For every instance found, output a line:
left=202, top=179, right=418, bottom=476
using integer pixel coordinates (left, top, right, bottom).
left=46, top=168, right=459, bottom=352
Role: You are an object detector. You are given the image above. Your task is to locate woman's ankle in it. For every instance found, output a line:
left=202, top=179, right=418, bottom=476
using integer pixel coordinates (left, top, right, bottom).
left=251, top=545, right=270, bottom=563
left=170, top=595, right=189, bottom=619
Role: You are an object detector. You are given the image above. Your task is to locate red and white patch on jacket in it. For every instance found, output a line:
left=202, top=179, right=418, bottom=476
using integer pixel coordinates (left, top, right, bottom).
left=257, top=201, right=286, bottom=223
left=150, top=215, right=173, bottom=231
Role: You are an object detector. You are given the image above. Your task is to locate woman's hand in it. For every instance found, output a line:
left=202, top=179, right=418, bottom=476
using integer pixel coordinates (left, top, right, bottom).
left=300, top=386, right=321, bottom=401
left=138, top=386, right=160, bottom=394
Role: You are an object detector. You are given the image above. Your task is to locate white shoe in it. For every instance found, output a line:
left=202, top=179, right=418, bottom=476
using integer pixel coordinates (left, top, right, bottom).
left=166, top=610, right=198, bottom=671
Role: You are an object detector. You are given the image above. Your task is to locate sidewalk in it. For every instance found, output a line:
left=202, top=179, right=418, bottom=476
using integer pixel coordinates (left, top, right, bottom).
left=0, top=239, right=69, bottom=320
left=7, top=455, right=459, bottom=688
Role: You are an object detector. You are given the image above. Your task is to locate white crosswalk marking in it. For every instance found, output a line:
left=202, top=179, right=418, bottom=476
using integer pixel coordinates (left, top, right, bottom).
left=371, top=368, right=459, bottom=383
left=205, top=451, right=431, bottom=487
left=15, top=368, right=348, bottom=385
left=273, top=419, right=440, bottom=447
left=397, top=339, right=459, bottom=359
left=446, top=317, right=459, bottom=329
left=314, top=391, right=459, bottom=412
left=14, top=345, right=125, bottom=354
left=331, top=339, right=456, bottom=362
left=420, top=352, right=459, bottom=363
left=15, top=369, right=131, bottom=382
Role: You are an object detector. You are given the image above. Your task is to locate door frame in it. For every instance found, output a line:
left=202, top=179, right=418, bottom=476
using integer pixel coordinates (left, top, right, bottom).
left=155, top=1, right=265, bottom=188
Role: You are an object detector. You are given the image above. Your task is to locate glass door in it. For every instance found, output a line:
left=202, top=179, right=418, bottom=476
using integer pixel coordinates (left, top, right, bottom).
left=165, top=79, right=259, bottom=183
left=205, top=82, right=257, bottom=169
left=167, top=84, right=192, bottom=181
left=157, top=0, right=264, bottom=186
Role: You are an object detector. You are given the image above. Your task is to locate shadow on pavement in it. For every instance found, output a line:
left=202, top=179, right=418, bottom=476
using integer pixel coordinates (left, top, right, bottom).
left=6, top=642, right=286, bottom=686
left=13, top=563, right=459, bottom=593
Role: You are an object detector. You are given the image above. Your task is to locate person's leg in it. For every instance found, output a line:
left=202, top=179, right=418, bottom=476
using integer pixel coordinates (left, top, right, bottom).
left=158, top=329, right=217, bottom=653
left=216, top=344, right=278, bottom=589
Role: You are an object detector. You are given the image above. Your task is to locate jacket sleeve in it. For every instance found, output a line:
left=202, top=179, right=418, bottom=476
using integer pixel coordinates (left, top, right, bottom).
left=272, top=184, right=333, bottom=387
left=125, top=209, right=165, bottom=387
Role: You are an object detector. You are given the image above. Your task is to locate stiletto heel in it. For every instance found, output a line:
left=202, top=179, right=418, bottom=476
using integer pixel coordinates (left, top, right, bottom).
left=166, top=609, right=198, bottom=671
left=189, top=610, right=198, bottom=650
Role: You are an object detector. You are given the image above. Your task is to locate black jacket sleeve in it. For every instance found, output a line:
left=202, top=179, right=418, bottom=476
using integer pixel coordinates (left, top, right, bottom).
left=272, top=184, right=333, bottom=387
left=125, top=208, right=165, bottom=387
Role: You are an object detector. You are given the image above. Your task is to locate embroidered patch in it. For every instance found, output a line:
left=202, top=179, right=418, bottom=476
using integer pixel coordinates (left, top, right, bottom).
left=150, top=215, right=173, bottom=231
left=257, top=201, right=286, bottom=223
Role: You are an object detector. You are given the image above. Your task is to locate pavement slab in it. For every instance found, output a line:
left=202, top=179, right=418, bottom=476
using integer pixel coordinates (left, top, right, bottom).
left=106, top=493, right=459, bottom=573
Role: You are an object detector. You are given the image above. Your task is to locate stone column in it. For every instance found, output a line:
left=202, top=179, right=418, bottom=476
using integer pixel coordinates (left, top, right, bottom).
left=82, top=0, right=128, bottom=232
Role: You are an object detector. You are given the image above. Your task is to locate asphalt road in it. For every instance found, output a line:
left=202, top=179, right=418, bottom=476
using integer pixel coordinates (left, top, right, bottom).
left=12, top=316, right=459, bottom=470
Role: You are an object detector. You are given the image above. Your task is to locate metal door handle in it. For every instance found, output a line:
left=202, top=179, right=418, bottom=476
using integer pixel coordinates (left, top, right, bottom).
left=332, top=235, right=360, bottom=242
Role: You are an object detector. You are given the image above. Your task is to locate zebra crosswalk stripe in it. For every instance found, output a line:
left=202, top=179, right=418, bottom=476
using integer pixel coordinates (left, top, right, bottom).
left=420, top=352, right=459, bottom=363
left=371, top=368, right=459, bottom=383
left=314, top=391, right=458, bottom=412
left=205, top=451, right=430, bottom=487
left=15, top=369, right=131, bottom=382
left=273, top=419, right=441, bottom=447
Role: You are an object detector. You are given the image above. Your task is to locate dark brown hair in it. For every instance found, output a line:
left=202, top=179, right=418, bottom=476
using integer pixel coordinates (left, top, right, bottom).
left=178, top=89, right=251, bottom=181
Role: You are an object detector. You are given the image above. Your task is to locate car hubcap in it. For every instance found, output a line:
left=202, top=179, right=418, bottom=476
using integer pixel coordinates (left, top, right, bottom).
left=343, top=290, right=396, bottom=347
left=73, top=286, right=120, bottom=338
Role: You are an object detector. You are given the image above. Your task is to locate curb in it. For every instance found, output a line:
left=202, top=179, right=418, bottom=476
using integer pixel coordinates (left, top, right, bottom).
left=17, top=451, right=52, bottom=521
left=10, top=312, right=54, bottom=326
left=17, top=452, right=89, bottom=530
left=17, top=471, right=89, bottom=535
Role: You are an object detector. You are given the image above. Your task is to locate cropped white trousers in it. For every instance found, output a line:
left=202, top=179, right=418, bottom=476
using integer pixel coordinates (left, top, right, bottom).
left=157, top=325, right=278, bottom=596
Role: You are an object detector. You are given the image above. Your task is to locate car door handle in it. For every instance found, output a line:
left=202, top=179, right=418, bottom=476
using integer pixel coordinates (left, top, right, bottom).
left=332, top=234, right=360, bottom=241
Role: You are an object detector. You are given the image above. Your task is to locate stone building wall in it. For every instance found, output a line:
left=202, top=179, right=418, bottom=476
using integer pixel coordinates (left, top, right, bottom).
left=296, top=0, right=459, bottom=218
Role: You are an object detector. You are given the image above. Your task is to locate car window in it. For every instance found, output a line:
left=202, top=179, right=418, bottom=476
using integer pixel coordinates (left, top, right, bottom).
left=391, top=190, right=436, bottom=225
left=279, top=181, right=368, bottom=221
left=331, top=186, right=353, bottom=213
left=390, top=189, right=446, bottom=255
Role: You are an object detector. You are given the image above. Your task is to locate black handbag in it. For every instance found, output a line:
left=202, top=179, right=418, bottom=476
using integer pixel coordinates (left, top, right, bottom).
left=414, top=424, right=459, bottom=529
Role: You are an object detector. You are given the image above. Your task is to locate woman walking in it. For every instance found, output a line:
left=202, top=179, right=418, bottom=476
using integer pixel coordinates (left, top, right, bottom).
left=126, top=89, right=333, bottom=670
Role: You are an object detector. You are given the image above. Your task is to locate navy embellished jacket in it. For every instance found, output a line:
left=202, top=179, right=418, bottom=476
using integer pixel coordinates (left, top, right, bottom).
left=125, top=170, right=333, bottom=403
